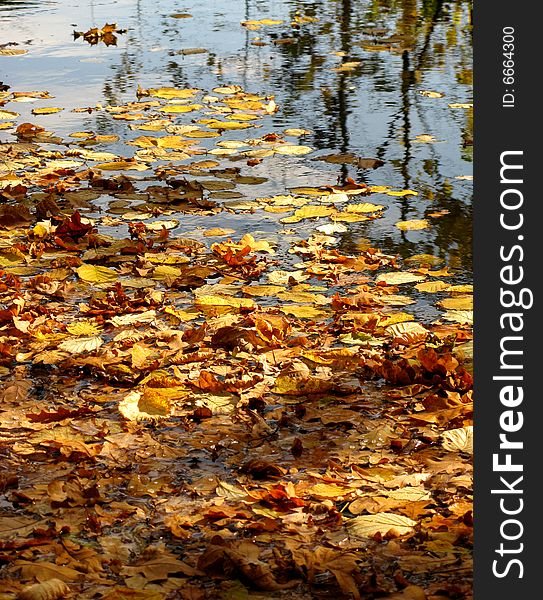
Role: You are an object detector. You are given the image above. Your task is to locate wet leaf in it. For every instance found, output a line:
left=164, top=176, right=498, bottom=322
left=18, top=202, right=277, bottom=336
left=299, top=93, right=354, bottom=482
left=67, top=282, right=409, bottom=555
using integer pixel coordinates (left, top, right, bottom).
left=347, top=513, right=416, bottom=538
left=274, top=144, right=313, bottom=156
left=77, top=264, right=118, bottom=284
left=395, top=219, right=430, bottom=231
left=31, top=107, right=63, bottom=115
left=420, top=90, right=445, bottom=98
left=376, top=272, right=426, bottom=285
left=438, top=296, right=473, bottom=310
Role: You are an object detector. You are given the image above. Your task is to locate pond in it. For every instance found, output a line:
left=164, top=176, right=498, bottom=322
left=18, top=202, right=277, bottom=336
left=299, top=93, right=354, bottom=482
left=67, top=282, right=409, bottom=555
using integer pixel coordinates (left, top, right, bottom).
left=0, top=4, right=475, bottom=596
left=1, top=0, right=473, bottom=320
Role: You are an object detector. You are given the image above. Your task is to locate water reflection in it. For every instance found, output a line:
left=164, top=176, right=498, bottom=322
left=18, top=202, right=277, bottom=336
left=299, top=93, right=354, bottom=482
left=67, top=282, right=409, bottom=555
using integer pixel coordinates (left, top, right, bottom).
left=1, top=0, right=473, bottom=279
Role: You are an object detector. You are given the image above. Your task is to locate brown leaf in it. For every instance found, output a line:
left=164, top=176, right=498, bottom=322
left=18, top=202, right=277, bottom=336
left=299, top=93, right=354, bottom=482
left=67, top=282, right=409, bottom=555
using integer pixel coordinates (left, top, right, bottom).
left=16, top=560, right=82, bottom=582
left=382, top=585, right=427, bottom=600
left=18, top=579, right=70, bottom=600
left=198, top=544, right=298, bottom=590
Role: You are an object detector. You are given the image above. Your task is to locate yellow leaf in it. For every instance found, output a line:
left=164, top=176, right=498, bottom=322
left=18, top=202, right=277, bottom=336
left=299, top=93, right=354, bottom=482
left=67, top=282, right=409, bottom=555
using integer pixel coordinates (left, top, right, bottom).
left=414, top=134, right=437, bottom=143
left=242, top=284, right=285, bottom=296
left=216, top=481, right=248, bottom=500
left=375, top=272, right=425, bottom=285
left=438, top=296, right=473, bottom=310
left=160, top=104, right=203, bottom=113
left=277, top=291, right=328, bottom=305
left=395, top=219, right=429, bottom=231
left=240, top=233, right=275, bottom=254
left=152, top=265, right=183, bottom=280
left=448, top=103, right=473, bottom=109
left=387, top=189, right=419, bottom=197
left=31, top=107, right=63, bottom=115
left=0, top=248, right=26, bottom=266
left=292, top=205, right=335, bottom=220
left=0, top=109, right=19, bottom=119
left=203, top=227, right=236, bottom=237
left=302, top=348, right=358, bottom=364
left=330, top=212, right=369, bottom=223
left=0, top=48, right=28, bottom=56
left=195, top=295, right=256, bottom=309
left=442, top=310, right=473, bottom=324
left=345, top=202, right=385, bottom=213
left=77, top=264, right=118, bottom=284
left=284, top=128, right=311, bottom=136
left=66, top=320, right=102, bottom=336
left=446, top=284, right=473, bottom=294
left=95, top=161, right=149, bottom=171
left=205, top=119, right=253, bottom=130
left=274, top=144, right=313, bottom=155
left=109, top=310, right=157, bottom=327
left=164, top=306, right=199, bottom=322
left=131, top=344, right=156, bottom=369
left=415, top=281, right=450, bottom=293
left=420, top=90, right=445, bottom=98
left=308, top=483, right=354, bottom=498
left=385, top=486, right=431, bottom=501
left=146, top=219, right=179, bottom=231
left=119, top=390, right=171, bottom=421
left=273, top=374, right=333, bottom=395
left=385, top=321, right=428, bottom=340
left=184, top=129, right=220, bottom=138
left=379, top=312, right=415, bottom=327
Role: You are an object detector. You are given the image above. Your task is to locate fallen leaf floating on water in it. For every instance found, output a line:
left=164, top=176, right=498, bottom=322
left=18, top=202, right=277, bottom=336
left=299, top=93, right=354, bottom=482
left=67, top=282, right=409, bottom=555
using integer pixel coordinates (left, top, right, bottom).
left=241, top=19, right=284, bottom=31
left=419, top=90, right=445, bottom=98
left=376, top=272, right=426, bottom=286
left=73, top=23, right=127, bottom=46
left=395, top=219, right=430, bottom=231
left=0, top=48, right=28, bottom=56
left=0, top=109, right=19, bottom=119
left=31, top=107, right=63, bottom=115
left=413, top=134, right=439, bottom=143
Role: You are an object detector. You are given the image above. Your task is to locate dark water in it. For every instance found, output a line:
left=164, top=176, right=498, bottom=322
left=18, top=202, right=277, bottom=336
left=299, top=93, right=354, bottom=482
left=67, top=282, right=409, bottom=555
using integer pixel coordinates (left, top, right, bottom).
left=1, top=0, right=473, bottom=308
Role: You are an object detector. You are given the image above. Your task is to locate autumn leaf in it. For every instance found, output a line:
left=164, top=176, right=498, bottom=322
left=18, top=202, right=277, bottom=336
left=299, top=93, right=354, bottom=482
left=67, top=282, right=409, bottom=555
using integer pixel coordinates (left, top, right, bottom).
left=442, top=426, right=473, bottom=454
left=77, top=264, right=118, bottom=284
left=347, top=513, right=416, bottom=538
left=58, top=336, right=103, bottom=354
left=376, top=272, right=426, bottom=285
left=18, top=579, right=70, bottom=600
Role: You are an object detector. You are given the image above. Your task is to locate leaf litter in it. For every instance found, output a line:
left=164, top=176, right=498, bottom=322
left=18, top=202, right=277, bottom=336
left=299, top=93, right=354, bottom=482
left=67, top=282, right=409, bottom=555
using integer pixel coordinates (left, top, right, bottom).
left=0, top=9, right=473, bottom=600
